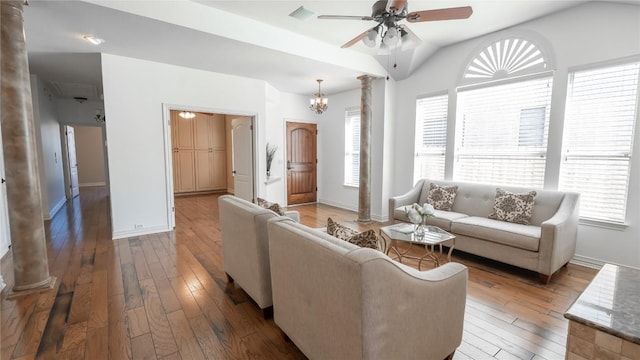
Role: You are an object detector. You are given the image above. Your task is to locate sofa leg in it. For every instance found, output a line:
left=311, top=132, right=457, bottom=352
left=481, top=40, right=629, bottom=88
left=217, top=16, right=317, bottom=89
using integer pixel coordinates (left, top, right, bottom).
left=262, top=306, right=273, bottom=319
left=225, top=272, right=234, bottom=283
left=539, top=273, right=551, bottom=285
left=444, top=350, right=455, bottom=360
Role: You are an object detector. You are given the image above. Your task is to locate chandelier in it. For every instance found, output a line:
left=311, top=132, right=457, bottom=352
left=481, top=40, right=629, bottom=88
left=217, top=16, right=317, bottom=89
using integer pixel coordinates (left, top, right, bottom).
left=309, top=79, right=328, bottom=114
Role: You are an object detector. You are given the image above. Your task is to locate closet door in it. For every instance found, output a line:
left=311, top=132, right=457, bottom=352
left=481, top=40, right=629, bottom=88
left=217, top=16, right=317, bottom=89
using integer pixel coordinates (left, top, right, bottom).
left=210, top=115, right=227, bottom=190
left=194, top=113, right=215, bottom=191
left=172, top=111, right=196, bottom=193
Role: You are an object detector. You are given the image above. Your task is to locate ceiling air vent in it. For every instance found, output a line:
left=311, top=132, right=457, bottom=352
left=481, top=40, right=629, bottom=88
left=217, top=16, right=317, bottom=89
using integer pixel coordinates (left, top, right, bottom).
left=289, top=6, right=315, bottom=21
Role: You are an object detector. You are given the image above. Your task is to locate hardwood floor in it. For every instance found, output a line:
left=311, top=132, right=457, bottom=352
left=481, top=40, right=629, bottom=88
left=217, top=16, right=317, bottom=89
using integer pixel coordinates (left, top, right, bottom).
left=0, top=187, right=597, bottom=359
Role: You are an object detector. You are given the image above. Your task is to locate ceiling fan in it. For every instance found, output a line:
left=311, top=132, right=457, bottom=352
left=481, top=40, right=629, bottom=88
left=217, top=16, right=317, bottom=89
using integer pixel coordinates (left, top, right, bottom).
left=318, top=0, right=472, bottom=51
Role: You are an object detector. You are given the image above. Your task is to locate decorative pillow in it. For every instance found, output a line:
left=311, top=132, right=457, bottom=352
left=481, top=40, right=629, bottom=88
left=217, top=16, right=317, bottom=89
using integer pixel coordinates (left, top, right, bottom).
left=327, top=218, right=379, bottom=250
left=256, top=197, right=285, bottom=216
left=427, top=183, right=458, bottom=211
left=488, top=188, right=537, bottom=225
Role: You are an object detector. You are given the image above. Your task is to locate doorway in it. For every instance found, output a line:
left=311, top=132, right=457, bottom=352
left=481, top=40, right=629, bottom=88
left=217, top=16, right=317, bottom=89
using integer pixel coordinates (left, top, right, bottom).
left=286, top=121, right=317, bottom=205
left=163, top=105, right=256, bottom=229
left=63, top=125, right=80, bottom=199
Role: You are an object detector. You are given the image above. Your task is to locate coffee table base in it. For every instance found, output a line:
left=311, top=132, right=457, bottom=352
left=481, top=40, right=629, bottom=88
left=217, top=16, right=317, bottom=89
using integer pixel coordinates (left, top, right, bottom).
left=385, top=237, right=454, bottom=270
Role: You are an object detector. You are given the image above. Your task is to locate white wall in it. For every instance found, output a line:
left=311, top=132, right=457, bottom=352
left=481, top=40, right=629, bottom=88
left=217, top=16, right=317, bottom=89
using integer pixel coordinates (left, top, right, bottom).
left=316, top=78, right=394, bottom=221
left=31, top=75, right=66, bottom=220
left=393, top=2, right=640, bottom=268
left=101, top=54, right=269, bottom=238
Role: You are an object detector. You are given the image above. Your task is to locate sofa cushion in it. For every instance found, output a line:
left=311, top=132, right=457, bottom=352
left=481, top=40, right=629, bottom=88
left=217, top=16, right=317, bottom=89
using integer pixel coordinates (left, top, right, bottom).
left=451, top=216, right=541, bottom=252
left=426, top=210, right=469, bottom=232
left=256, top=197, right=285, bottom=216
left=427, top=183, right=458, bottom=211
left=327, top=218, right=379, bottom=250
left=488, top=188, right=537, bottom=225
left=395, top=206, right=466, bottom=231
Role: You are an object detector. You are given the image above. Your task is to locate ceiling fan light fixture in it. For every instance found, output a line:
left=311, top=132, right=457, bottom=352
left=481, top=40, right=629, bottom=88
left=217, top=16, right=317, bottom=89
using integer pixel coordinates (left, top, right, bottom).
left=382, top=26, right=399, bottom=46
left=363, top=27, right=379, bottom=47
left=309, top=79, right=329, bottom=115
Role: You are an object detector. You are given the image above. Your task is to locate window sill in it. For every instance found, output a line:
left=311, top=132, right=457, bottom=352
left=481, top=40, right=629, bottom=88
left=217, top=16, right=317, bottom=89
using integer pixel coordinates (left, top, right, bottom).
left=343, top=184, right=359, bottom=189
left=579, top=218, right=628, bottom=231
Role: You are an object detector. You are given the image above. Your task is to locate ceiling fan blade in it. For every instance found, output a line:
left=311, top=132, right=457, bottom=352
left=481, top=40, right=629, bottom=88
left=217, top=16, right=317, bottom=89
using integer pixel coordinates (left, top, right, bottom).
left=406, top=6, right=473, bottom=23
left=341, top=28, right=372, bottom=48
left=386, top=0, right=407, bottom=13
left=318, top=15, right=374, bottom=21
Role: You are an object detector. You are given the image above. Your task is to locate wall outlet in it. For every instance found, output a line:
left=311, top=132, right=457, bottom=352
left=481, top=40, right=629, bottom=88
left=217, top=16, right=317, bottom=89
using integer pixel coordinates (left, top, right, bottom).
left=134, top=224, right=143, bottom=229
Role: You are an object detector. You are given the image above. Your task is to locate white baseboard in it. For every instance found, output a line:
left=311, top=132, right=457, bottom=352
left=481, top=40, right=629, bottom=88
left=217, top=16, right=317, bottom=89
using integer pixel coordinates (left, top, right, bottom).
left=112, top=225, right=172, bottom=240
left=49, top=198, right=67, bottom=219
left=571, top=255, right=640, bottom=271
left=80, top=182, right=106, bottom=187
left=317, top=198, right=388, bottom=223
left=570, top=255, right=604, bottom=270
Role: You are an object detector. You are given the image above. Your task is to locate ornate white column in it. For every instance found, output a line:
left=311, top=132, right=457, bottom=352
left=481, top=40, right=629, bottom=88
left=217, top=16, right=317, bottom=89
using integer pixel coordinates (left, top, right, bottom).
left=357, top=75, right=373, bottom=222
left=1, top=1, right=55, bottom=296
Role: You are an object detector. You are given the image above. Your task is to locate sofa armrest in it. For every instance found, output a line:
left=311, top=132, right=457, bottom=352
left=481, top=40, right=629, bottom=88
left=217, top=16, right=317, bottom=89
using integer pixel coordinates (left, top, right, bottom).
left=283, top=210, right=300, bottom=222
left=538, top=192, right=580, bottom=276
left=357, top=255, right=468, bottom=359
left=388, top=179, right=425, bottom=222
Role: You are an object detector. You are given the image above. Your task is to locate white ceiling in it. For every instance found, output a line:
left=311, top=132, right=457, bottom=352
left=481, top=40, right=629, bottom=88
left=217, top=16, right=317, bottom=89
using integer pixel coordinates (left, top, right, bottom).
left=22, top=0, right=639, bottom=100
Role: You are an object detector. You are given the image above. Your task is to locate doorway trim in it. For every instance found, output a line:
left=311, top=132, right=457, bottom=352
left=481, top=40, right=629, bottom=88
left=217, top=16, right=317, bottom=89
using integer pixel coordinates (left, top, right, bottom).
left=161, top=103, right=259, bottom=229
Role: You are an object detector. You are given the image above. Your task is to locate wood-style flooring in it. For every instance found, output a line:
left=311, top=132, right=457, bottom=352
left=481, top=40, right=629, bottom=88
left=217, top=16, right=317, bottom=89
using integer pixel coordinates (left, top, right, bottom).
left=0, top=187, right=597, bottom=359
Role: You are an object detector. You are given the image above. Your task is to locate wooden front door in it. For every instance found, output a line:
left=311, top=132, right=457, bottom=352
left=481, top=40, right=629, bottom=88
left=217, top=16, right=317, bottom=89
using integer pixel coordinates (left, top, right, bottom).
left=286, top=122, right=317, bottom=205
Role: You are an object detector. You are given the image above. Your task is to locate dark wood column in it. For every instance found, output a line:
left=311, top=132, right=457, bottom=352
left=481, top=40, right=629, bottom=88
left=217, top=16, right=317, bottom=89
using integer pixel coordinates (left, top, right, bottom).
left=357, top=75, right=373, bottom=222
left=1, top=0, right=55, bottom=295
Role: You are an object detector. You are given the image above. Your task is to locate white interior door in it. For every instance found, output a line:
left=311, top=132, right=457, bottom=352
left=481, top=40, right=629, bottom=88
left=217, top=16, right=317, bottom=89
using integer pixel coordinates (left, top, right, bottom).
left=65, top=126, right=80, bottom=198
left=231, top=116, right=254, bottom=202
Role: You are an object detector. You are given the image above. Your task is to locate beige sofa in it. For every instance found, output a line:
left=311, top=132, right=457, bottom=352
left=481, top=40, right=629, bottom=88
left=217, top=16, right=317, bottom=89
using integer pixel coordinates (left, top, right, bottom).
left=268, top=217, right=468, bottom=360
left=218, top=195, right=299, bottom=317
left=389, top=179, right=580, bottom=283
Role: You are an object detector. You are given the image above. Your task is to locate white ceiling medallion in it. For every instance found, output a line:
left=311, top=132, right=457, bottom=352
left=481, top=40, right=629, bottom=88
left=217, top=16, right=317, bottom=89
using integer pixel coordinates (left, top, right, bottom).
left=464, top=38, right=546, bottom=80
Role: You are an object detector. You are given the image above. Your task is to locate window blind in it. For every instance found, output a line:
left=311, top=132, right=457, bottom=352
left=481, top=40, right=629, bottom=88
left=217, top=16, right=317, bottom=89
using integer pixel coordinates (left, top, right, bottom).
left=454, top=76, right=553, bottom=188
left=414, top=94, right=447, bottom=183
left=559, top=62, right=639, bottom=223
left=344, top=109, right=360, bottom=186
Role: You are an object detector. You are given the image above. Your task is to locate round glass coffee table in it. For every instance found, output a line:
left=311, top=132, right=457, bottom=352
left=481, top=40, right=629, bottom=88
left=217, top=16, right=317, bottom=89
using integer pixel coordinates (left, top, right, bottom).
left=380, top=223, right=455, bottom=270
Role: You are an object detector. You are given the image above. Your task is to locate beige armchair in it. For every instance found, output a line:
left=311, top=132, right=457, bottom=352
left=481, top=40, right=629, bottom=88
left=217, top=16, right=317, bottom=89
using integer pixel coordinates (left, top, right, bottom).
left=218, top=195, right=299, bottom=318
left=268, top=217, right=468, bottom=360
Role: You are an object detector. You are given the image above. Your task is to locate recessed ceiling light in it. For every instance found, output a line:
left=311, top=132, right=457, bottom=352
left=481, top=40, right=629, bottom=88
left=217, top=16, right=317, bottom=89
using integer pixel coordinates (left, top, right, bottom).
left=83, top=35, right=105, bottom=45
left=289, top=6, right=315, bottom=21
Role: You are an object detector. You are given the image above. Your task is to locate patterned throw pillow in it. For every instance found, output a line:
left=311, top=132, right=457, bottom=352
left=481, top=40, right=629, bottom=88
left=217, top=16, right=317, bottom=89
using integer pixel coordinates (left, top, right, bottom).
left=256, top=197, right=285, bottom=216
left=427, top=183, right=458, bottom=211
left=327, top=218, right=379, bottom=250
left=488, top=188, right=537, bottom=225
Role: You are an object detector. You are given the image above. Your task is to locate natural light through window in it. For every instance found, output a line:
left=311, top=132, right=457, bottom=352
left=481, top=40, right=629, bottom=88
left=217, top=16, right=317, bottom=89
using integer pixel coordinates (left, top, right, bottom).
left=414, top=94, right=448, bottom=183
left=454, top=76, right=553, bottom=187
left=559, top=61, right=639, bottom=224
left=344, top=108, right=360, bottom=187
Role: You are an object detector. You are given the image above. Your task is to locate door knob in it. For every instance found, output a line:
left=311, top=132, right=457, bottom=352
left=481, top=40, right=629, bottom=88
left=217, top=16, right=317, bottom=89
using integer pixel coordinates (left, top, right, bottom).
left=232, top=170, right=237, bottom=174
left=287, top=161, right=292, bottom=170
left=1, top=178, right=5, bottom=184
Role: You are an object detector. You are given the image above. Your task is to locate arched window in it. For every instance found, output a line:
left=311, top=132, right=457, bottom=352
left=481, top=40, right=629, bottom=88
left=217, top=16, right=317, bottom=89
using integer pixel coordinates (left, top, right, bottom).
left=463, top=37, right=549, bottom=82
left=453, top=36, right=554, bottom=188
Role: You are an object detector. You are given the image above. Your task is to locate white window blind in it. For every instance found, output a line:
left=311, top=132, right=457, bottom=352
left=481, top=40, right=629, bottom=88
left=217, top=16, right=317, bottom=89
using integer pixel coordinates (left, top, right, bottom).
left=414, top=94, right=447, bottom=183
left=559, top=62, right=639, bottom=223
left=344, top=109, right=360, bottom=187
left=454, top=76, right=553, bottom=187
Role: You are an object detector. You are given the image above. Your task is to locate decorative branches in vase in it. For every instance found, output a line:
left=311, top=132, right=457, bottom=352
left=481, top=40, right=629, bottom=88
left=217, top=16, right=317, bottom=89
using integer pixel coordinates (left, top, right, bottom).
left=266, top=143, right=277, bottom=178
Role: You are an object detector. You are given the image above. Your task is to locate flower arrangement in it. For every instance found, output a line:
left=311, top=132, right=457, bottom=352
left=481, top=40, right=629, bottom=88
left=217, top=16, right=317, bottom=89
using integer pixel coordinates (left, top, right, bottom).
left=405, top=203, right=436, bottom=225
left=266, top=143, right=278, bottom=177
